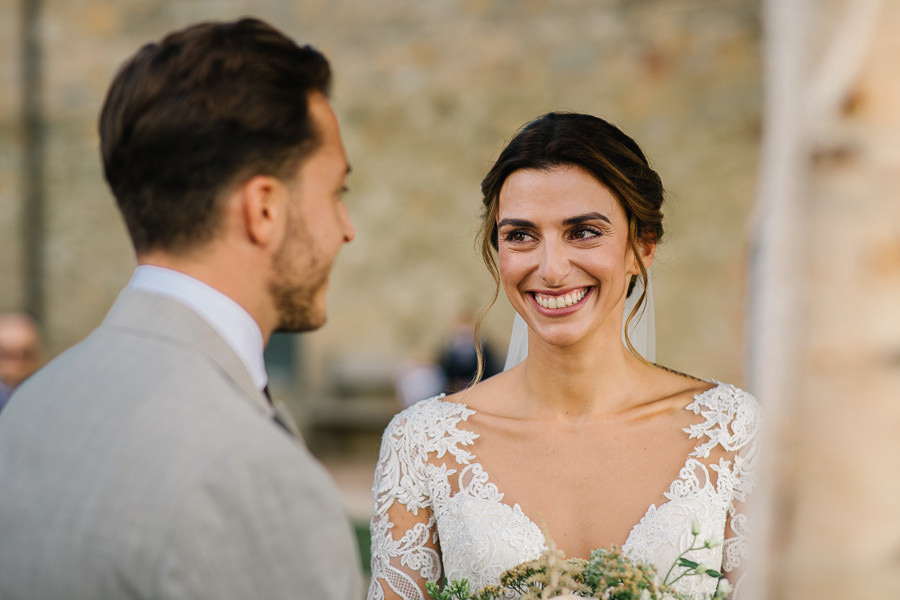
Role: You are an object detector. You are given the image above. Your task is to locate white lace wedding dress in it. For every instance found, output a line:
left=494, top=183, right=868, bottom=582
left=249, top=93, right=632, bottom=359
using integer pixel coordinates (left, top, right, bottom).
left=368, top=381, right=759, bottom=600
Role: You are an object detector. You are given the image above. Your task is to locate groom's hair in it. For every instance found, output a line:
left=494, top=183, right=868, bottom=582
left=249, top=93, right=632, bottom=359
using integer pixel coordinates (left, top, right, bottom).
left=99, top=18, right=332, bottom=254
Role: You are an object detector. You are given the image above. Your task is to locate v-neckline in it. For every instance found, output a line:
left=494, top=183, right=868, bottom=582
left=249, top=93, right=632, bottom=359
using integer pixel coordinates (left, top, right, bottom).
left=437, top=381, right=725, bottom=554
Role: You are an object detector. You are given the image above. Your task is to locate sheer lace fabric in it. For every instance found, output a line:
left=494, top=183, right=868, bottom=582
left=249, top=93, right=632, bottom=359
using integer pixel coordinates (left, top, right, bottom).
left=368, top=382, right=759, bottom=600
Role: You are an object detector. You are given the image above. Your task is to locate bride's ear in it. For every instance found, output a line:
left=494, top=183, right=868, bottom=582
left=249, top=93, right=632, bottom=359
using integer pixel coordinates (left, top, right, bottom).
left=628, top=237, right=657, bottom=275
left=638, top=237, right=656, bottom=270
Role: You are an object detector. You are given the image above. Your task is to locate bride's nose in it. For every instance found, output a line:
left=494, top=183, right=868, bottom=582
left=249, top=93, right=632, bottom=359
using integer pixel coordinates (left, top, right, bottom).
left=537, top=240, right=571, bottom=287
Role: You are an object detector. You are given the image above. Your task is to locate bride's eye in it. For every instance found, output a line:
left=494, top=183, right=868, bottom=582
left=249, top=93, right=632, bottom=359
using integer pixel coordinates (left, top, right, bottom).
left=502, top=229, right=534, bottom=243
left=569, top=226, right=602, bottom=240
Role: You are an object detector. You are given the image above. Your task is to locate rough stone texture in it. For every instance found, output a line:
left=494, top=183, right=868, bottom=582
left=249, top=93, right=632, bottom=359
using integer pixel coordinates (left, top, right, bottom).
left=0, top=0, right=22, bottom=311
left=0, top=0, right=762, bottom=399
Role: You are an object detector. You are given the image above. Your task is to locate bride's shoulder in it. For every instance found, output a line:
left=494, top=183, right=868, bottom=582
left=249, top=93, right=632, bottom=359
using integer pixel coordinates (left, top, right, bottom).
left=645, top=364, right=716, bottom=410
left=441, top=368, right=518, bottom=414
left=651, top=365, right=757, bottom=410
left=691, top=380, right=759, bottom=419
left=686, top=380, right=761, bottom=453
left=386, top=392, right=476, bottom=434
left=380, top=394, right=479, bottom=462
left=649, top=367, right=760, bottom=438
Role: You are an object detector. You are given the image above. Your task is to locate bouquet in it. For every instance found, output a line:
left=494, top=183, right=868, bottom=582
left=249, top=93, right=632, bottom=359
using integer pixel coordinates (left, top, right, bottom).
left=427, top=520, right=732, bottom=600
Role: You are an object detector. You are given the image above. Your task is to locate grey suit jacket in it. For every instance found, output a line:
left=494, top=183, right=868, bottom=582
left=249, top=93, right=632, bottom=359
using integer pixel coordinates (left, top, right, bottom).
left=0, top=289, right=363, bottom=600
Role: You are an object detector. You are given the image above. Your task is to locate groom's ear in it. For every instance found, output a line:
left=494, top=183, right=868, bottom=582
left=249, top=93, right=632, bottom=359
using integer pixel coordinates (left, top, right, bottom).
left=238, top=175, right=287, bottom=248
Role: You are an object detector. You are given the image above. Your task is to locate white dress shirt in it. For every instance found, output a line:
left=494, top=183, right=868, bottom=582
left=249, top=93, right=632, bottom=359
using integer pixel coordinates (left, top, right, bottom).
left=128, top=265, right=268, bottom=393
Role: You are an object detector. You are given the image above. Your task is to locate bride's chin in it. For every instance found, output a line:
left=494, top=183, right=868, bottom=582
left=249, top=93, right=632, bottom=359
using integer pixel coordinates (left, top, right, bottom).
left=526, top=327, right=586, bottom=351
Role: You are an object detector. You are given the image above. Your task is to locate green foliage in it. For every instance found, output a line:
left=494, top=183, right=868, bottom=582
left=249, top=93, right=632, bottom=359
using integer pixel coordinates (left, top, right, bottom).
left=583, top=546, right=681, bottom=600
left=426, top=525, right=731, bottom=600
left=427, top=578, right=471, bottom=600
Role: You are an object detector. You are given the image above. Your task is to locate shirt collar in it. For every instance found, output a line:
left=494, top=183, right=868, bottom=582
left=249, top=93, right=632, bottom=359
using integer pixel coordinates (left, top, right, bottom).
left=128, top=265, right=268, bottom=391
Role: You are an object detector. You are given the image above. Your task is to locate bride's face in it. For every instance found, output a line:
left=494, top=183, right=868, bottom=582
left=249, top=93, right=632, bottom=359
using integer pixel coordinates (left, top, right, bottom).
left=496, top=165, right=649, bottom=350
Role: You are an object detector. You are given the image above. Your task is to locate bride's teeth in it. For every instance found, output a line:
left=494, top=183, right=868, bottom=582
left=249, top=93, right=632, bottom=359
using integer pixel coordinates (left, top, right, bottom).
left=536, top=289, right=587, bottom=310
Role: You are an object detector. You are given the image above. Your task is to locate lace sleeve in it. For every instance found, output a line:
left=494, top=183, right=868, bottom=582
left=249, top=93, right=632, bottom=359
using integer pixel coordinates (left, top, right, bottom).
left=719, top=389, right=761, bottom=599
left=368, top=412, right=443, bottom=600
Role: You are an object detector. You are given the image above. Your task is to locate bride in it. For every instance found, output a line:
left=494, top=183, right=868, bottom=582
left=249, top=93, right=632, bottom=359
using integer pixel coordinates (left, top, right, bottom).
left=367, top=113, right=759, bottom=600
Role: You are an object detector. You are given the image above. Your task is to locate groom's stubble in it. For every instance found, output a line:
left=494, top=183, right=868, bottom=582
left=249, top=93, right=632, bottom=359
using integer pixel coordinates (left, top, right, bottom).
left=268, top=203, right=331, bottom=333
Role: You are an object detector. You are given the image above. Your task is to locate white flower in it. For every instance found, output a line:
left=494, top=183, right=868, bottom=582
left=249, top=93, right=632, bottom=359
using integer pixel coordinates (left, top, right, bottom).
left=704, top=538, right=723, bottom=549
left=695, top=563, right=710, bottom=575
left=640, top=590, right=652, bottom=600
left=716, top=579, right=733, bottom=594
left=691, top=518, right=701, bottom=536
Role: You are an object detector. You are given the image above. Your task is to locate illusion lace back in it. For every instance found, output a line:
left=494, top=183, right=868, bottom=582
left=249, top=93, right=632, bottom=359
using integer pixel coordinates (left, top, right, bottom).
left=368, top=382, right=759, bottom=600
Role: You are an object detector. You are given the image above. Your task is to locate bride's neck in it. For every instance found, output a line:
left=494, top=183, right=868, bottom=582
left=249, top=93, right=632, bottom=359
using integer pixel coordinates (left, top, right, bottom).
left=519, top=335, right=646, bottom=421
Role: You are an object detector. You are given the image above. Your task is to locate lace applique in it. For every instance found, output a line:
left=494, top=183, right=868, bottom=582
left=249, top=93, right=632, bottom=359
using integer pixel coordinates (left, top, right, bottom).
left=367, top=384, right=760, bottom=600
left=369, top=399, right=475, bottom=600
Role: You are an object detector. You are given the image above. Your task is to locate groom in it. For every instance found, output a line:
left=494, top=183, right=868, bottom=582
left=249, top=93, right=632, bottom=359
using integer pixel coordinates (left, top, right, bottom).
left=0, top=19, right=362, bottom=599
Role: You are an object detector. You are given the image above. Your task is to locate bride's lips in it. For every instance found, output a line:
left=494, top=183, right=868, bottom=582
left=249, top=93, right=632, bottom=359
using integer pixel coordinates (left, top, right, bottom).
left=529, top=287, right=593, bottom=315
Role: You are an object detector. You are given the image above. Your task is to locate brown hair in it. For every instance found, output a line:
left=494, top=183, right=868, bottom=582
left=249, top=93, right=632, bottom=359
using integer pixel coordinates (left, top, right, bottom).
left=475, top=112, right=665, bottom=375
left=99, top=18, right=332, bottom=253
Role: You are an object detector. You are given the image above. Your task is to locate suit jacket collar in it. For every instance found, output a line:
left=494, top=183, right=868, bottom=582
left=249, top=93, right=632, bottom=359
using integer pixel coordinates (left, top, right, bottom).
left=102, top=288, right=273, bottom=417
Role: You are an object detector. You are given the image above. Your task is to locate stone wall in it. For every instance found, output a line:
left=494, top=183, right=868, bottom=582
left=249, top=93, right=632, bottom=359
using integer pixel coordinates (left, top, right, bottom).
left=0, top=0, right=22, bottom=311
left=0, top=1, right=761, bottom=397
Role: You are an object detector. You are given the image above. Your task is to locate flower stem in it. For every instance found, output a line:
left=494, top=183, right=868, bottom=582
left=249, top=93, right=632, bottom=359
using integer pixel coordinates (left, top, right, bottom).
left=663, top=533, right=706, bottom=586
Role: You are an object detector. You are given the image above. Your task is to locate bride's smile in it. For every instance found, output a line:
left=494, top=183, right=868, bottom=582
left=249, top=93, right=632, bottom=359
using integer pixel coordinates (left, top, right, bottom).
left=531, top=287, right=592, bottom=312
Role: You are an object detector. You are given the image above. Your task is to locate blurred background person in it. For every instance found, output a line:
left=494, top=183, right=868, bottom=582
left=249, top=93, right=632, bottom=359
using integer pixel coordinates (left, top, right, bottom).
left=438, top=310, right=501, bottom=393
left=0, top=311, right=42, bottom=411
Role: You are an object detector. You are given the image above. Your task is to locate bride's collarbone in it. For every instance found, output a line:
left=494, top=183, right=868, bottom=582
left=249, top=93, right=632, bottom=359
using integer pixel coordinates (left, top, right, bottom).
left=447, top=377, right=714, bottom=505
left=457, top=403, right=705, bottom=522
left=463, top=390, right=702, bottom=439
left=456, top=366, right=713, bottom=426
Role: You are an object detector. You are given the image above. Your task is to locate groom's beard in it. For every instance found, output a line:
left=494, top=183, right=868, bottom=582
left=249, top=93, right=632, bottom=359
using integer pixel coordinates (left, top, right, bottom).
left=268, top=216, right=331, bottom=334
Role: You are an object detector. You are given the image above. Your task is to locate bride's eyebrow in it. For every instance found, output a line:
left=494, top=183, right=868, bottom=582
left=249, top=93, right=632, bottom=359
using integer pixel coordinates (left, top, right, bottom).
left=497, top=218, right=534, bottom=228
left=563, top=212, right=611, bottom=225
left=497, top=213, right=611, bottom=228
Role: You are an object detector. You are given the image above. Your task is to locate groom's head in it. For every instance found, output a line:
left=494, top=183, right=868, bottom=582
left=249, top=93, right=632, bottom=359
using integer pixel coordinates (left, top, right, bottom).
left=99, top=19, right=355, bottom=336
left=99, top=18, right=333, bottom=255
